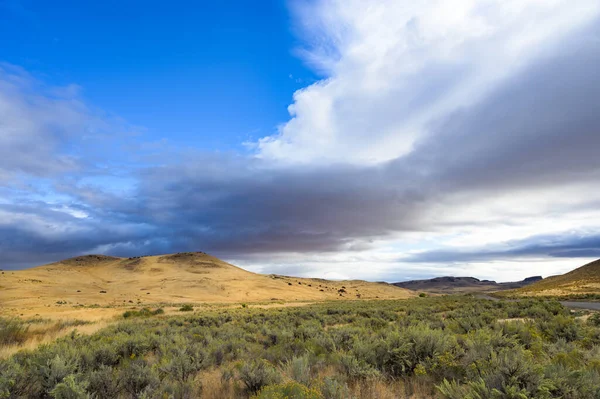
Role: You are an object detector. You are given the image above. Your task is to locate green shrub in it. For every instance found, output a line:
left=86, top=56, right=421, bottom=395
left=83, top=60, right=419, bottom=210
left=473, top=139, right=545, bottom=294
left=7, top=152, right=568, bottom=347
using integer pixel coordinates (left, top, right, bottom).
left=119, top=360, right=159, bottom=397
left=539, top=315, right=582, bottom=342
left=1, top=296, right=600, bottom=398
left=123, top=308, right=164, bottom=318
left=159, top=346, right=206, bottom=382
left=0, top=318, right=29, bottom=346
left=319, top=377, right=349, bottom=399
left=283, top=355, right=312, bottom=386
left=239, top=360, right=282, bottom=393
left=253, top=382, right=323, bottom=399
left=87, top=365, right=121, bottom=398
left=377, top=324, right=459, bottom=378
left=49, top=375, right=88, bottom=399
left=339, top=354, right=380, bottom=380
left=588, top=313, right=600, bottom=327
left=179, top=304, right=194, bottom=312
left=38, top=354, right=79, bottom=394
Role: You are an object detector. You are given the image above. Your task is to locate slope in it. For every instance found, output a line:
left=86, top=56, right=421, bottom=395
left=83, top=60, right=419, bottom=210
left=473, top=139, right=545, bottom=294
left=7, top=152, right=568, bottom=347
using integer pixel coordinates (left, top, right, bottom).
left=502, top=258, right=600, bottom=297
left=0, top=252, right=414, bottom=318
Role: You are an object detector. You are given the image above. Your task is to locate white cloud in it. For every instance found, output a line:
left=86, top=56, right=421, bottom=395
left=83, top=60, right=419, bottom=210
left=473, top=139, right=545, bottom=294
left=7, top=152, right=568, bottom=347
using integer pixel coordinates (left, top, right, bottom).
left=238, top=0, right=600, bottom=281
left=256, top=0, right=600, bottom=165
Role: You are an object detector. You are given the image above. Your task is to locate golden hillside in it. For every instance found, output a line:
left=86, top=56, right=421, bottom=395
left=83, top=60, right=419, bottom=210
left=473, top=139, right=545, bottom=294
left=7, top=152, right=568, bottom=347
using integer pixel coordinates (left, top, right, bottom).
left=502, top=258, right=600, bottom=297
left=0, top=252, right=413, bottom=318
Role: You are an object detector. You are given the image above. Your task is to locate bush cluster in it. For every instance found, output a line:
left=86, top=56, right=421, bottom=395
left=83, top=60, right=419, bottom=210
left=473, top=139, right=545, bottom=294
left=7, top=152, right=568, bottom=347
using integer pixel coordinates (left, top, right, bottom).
left=1, top=296, right=599, bottom=398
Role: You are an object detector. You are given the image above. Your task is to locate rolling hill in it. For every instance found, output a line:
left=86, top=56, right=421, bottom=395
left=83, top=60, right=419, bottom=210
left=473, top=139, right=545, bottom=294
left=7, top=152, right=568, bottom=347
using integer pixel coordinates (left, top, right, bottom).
left=0, top=252, right=414, bottom=318
left=393, top=275, right=542, bottom=294
left=502, top=258, right=600, bottom=297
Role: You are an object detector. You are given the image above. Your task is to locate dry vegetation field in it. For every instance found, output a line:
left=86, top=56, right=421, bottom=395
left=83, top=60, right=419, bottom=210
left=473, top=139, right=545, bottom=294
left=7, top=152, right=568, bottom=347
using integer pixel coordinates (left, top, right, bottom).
left=3, top=255, right=600, bottom=398
left=0, top=252, right=413, bottom=321
left=0, top=252, right=412, bottom=363
left=2, top=296, right=600, bottom=398
left=500, top=259, right=600, bottom=300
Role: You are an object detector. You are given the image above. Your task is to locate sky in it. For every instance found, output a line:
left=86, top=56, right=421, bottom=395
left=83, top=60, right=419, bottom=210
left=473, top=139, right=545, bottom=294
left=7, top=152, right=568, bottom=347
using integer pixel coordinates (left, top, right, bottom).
left=1, top=0, right=600, bottom=282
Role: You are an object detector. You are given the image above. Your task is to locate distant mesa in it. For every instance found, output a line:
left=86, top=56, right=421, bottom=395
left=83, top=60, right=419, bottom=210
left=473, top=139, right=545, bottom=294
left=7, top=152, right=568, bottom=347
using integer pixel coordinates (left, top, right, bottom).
left=522, top=276, right=544, bottom=284
left=393, top=275, right=543, bottom=294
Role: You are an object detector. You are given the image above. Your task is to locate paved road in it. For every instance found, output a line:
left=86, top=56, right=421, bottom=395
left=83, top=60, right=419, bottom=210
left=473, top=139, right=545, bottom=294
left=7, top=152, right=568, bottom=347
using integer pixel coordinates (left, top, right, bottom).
left=475, top=294, right=600, bottom=311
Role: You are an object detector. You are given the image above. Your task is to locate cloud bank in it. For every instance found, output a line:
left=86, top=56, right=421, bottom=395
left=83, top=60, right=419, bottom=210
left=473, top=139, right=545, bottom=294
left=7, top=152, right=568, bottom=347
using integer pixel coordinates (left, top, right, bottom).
left=1, top=1, right=600, bottom=282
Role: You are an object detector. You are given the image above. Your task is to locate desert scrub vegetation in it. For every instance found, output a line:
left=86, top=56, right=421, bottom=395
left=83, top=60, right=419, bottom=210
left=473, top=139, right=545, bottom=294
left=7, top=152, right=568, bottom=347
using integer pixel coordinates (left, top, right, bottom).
left=0, top=318, right=92, bottom=352
left=0, top=319, right=29, bottom=347
left=179, top=304, right=194, bottom=312
left=122, top=308, right=164, bottom=319
left=2, top=296, right=600, bottom=398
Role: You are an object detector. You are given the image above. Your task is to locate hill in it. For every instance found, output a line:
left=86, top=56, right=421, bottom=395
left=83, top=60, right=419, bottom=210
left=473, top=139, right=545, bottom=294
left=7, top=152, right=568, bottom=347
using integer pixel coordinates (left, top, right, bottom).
left=502, top=258, right=600, bottom=298
left=393, top=275, right=542, bottom=294
left=0, top=252, right=414, bottom=318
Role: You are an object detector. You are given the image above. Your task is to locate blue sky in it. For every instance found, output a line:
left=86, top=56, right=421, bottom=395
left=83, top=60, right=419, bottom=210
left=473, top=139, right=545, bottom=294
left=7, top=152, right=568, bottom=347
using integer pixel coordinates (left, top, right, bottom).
left=1, top=0, right=600, bottom=282
left=1, top=0, right=314, bottom=151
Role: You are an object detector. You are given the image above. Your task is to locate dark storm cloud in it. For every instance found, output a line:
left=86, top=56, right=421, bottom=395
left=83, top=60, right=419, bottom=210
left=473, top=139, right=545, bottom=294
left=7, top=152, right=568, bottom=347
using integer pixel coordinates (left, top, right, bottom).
left=1, top=19, right=600, bottom=270
left=110, top=20, right=600, bottom=258
left=404, top=233, right=600, bottom=264
left=128, top=159, right=426, bottom=254
left=0, top=201, right=156, bottom=268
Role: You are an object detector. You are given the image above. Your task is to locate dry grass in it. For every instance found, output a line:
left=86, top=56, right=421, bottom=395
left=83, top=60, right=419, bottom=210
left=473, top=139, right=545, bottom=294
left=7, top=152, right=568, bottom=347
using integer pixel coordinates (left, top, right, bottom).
left=0, top=252, right=414, bottom=319
left=0, top=317, right=109, bottom=359
left=500, top=258, right=600, bottom=298
left=348, top=379, right=434, bottom=399
left=195, top=367, right=435, bottom=399
left=198, top=369, right=237, bottom=399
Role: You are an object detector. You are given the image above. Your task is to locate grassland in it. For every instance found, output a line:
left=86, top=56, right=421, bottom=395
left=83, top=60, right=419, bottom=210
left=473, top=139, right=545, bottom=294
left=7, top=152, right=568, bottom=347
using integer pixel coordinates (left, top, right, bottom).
left=0, top=252, right=413, bottom=320
left=500, top=259, right=600, bottom=298
left=2, top=296, right=600, bottom=398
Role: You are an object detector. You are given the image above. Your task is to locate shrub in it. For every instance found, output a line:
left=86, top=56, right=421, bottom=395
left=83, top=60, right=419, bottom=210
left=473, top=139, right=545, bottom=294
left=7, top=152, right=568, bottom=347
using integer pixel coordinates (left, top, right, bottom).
left=38, top=354, right=79, bottom=394
left=319, top=377, right=349, bottom=399
left=49, top=375, right=88, bottom=399
left=0, top=318, right=29, bottom=346
left=253, top=382, right=323, bottom=399
left=238, top=360, right=282, bottom=393
left=160, top=346, right=206, bottom=383
left=539, top=315, right=582, bottom=342
left=283, top=355, right=312, bottom=386
left=1, top=296, right=600, bottom=398
left=378, top=325, right=459, bottom=378
left=119, top=360, right=159, bottom=397
left=588, top=313, right=600, bottom=327
left=87, top=365, right=121, bottom=398
left=123, top=308, right=164, bottom=318
left=179, top=305, right=194, bottom=312
left=339, top=354, right=380, bottom=380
